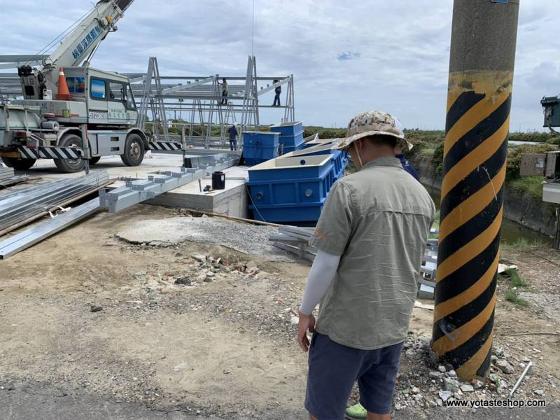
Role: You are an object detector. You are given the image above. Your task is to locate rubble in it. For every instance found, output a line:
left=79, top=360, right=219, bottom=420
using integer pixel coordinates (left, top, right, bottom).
left=443, top=378, right=460, bottom=392
left=495, top=359, right=515, bottom=374
left=386, top=332, right=553, bottom=412
left=460, top=384, right=474, bottom=393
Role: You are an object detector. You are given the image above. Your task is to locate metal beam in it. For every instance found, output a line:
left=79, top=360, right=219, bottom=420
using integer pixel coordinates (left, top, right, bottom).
left=160, top=76, right=215, bottom=95
left=0, top=197, right=101, bottom=259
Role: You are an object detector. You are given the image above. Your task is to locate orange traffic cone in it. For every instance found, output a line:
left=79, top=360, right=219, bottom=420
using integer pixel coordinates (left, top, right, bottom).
left=56, top=68, right=71, bottom=100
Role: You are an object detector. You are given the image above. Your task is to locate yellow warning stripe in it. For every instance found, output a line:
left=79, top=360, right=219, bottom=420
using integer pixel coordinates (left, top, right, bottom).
left=432, top=293, right=496, bottom=354
left=436, top=207, right=504, bottom=282
left=456, top=331, right=494, bottom=380
left=434, top=253, right=500, bottom=323
left=444, top=92, right=510, bottom=156
left=441, top=116, right=509, bottom=200
left=439, top=164, right=506, bottom=242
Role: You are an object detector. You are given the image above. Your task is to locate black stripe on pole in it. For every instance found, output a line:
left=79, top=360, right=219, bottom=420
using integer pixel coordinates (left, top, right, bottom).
left=476, top=348, right=493, bottom=377
left=440, top=141, right=507, bottom=215
left=443, top=95, right=511, bottom=173
left=435, top=233, right=501, bottom=303
left=445, top=91, right=486, bottom=132
left=438, top=188, right=504, bottom=261
left=437, top=311, right=495, bottom=368
left=433, top=271, right=498, bottom=343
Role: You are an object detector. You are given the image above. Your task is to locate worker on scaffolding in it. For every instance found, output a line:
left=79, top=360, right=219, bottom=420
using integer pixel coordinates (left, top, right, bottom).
left=272, top=80, right=281, bottom=107
left=221, top=78, right=228, bottom=105
left=297, top=111, right=435, bottom=420
left=228, top=124, right=238, bottom=151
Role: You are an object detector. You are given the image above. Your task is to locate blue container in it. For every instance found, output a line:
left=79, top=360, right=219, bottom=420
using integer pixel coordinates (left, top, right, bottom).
left=247, top=154, right=338, bottom=223
left=283, top=143, right=348, bottom=181
left=270, top=121, right=304, bottom=137
left=242, top=131, right=280, bottom=166
left=271, top=122, right=305, bottom=156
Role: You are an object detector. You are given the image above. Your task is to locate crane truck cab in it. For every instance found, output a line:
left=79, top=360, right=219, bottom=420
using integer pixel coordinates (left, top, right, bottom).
left=0, top=67, right=147, bottom=172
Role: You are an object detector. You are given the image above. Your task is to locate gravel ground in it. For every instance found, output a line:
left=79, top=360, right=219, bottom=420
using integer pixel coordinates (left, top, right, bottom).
left=116, top=215, right=293, bottom=262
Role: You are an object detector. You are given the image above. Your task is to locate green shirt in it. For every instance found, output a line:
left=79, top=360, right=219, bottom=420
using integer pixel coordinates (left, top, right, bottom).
left=311, top=156, right=435, bottom=350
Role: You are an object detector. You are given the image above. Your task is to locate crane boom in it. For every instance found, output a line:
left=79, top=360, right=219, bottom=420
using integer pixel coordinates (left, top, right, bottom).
left=18, top=0, right=135, bottom=99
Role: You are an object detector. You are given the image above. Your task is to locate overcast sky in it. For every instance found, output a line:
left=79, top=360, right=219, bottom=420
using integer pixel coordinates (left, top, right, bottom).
left=1, top=0, right=559, bottom=131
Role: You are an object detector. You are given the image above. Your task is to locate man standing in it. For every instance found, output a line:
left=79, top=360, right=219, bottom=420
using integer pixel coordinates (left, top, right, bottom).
left=228, top=124, right=238, bottom=151
left=273, top=80, right=281, bottom=107
left=297, top=111, right=435, bottom=420
left=221, top=78, right=228, bottom=105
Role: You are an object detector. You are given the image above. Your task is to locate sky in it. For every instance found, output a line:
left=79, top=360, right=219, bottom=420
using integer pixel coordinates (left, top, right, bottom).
left=1, top=0, right=559, bottom=131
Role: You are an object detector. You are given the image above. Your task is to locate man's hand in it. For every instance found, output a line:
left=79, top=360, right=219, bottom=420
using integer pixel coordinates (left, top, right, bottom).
left=297, top=310, right=316, bottom=352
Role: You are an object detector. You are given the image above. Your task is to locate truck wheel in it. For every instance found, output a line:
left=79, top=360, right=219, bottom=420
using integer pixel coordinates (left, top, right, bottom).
left=1, top=157, right=36, bottom=171
left=121, top=134, right=145, bottom=166
left=89, top=156, right=101, bottom=165
left=54, top=134, right=86, bottom=173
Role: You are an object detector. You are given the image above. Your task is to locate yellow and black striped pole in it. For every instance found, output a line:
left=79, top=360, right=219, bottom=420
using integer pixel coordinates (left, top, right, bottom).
left=432, top=0, right=520, bottom=381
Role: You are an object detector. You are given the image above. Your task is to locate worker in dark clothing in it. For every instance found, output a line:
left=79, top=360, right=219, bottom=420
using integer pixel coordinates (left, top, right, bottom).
left=228, top=125, right=238, bottom=151
left=273, top=80, right=281, bottom=107
left=394, top=144, right=420, bottom=180
left=221, top=78, right=228, bottom=105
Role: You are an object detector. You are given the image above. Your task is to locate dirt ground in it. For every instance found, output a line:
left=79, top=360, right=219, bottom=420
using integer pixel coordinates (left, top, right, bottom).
left=0, top=204, right=559, bottom=419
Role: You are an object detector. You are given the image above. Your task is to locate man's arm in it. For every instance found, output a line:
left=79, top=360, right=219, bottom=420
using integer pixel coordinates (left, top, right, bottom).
left=297, top=250, right=341, bottom=352
left=297, top=181, right=353, bottom=352
left=299, top=250, right=341, bottom=315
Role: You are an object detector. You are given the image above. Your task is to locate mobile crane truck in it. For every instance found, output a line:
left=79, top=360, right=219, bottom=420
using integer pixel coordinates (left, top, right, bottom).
left=0, top=0, right=148, bottom=172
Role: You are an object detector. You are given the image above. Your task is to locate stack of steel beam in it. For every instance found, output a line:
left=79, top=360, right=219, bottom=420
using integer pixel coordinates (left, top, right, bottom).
left=269, top=226, right=316, bottom=262
left=0, top=172, right=110, bottom=235
left=0, top=198, right=101, bottom=259
left=0, top=166, right=28, bottom=188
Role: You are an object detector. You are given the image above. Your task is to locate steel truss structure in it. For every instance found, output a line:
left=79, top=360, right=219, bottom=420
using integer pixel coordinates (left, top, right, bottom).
left=130, top=56, right=295, bottom=149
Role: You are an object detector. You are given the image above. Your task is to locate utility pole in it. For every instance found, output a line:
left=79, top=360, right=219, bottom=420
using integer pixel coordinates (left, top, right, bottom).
left=432, top=0, right=520, bottom=380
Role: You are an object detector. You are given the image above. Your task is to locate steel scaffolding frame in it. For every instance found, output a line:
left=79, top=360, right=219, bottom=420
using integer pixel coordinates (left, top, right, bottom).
left=131, top=56, right=295, bottom=149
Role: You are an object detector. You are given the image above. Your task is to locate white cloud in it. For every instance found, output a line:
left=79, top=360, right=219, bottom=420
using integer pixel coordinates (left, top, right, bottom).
left=0, top=0, right=557, bottom=131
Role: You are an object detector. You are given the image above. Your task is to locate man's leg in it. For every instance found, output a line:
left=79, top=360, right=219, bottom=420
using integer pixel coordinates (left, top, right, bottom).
left=357, top=342, right=403, bottom=420
left=305, top=333, right=366, bottom=420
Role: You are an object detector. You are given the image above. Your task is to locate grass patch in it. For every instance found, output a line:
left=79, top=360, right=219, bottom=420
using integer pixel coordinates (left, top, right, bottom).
left=504, top=268, right=528, bottom=288
left=505, top=288, right=529, bottom=307
left=502, top=237, right=544, bottom=251
left=419, top=147, right=436, bottom=158
left=508, top=176, right=545, bottom=200
left=500, top=268, right=529, bottom=307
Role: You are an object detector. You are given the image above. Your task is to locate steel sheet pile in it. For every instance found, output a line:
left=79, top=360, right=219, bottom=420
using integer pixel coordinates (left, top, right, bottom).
left=0, top=166, right=28, bottom=188
left=0, top=171, right=109, bottom=235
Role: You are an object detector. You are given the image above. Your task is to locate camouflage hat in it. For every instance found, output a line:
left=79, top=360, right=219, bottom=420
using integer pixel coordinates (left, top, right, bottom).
left=338, top=110, right=410, bottom=151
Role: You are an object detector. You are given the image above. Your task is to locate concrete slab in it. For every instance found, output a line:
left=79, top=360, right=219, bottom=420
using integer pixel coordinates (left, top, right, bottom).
left=115, top=216, right=290, bottom=261
left=148, top=166, right=250, bottom=218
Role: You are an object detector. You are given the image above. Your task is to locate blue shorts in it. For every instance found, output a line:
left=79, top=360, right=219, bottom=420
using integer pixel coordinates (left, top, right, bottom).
left=305, top=333, right=403, bottom=419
